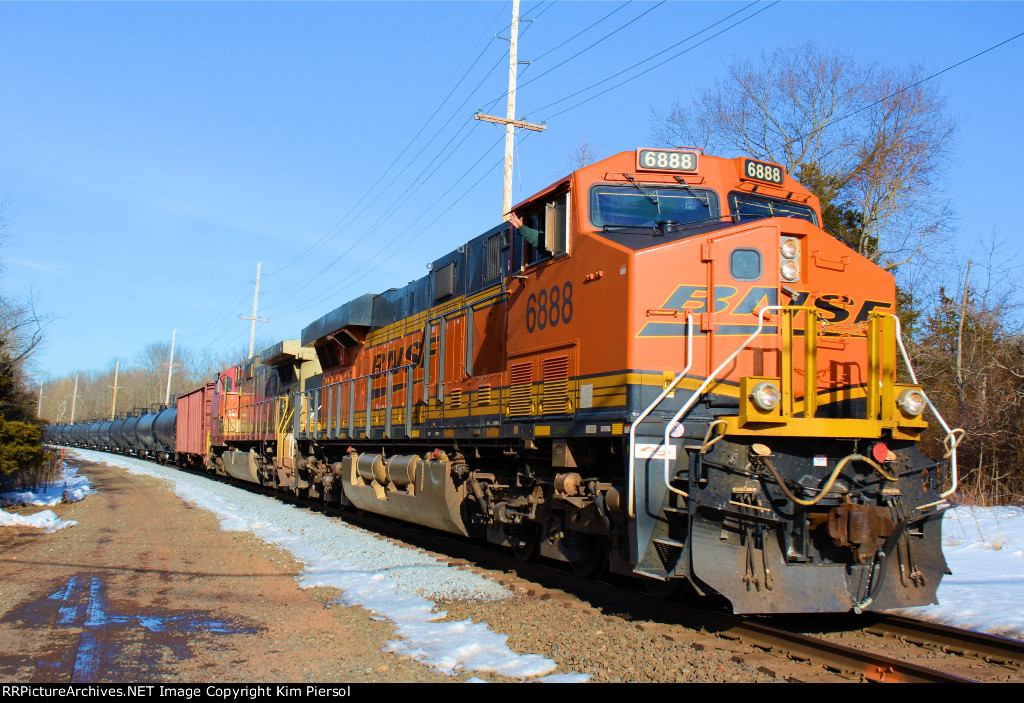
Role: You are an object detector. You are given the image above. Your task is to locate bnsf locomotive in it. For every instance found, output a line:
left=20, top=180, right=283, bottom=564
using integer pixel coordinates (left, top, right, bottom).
left=50, top=148, right=959, bottom=615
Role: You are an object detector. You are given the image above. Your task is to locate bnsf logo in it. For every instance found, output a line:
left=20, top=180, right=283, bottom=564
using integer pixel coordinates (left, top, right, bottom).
left=638, top=285, right=892, bottom=337
left=372, top=340, right=423, bottom=374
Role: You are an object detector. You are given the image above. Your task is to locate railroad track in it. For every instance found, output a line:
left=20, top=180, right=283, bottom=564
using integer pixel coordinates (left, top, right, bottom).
left=314, top=499, right=1024, bottom=683
left=356, top=513, right=1011, bottom=683
left=71, top=450, right=1024, bottom=683
left=768, top=611, right=1024, bottom=682
left=337, top=502, right=1024, bottom=683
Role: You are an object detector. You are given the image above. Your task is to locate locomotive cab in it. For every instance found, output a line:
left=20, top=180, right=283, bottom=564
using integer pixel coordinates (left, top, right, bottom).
left=569, top=150, right=949, bottom=613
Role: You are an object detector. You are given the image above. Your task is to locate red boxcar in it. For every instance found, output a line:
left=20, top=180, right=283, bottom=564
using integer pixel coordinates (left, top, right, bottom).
left=176, top=382, right=215, bottom=466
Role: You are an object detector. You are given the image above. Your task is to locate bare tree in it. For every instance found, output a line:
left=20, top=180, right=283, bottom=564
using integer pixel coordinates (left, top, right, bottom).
left=567, top=136, right=602, bottom=171
left=0, top=295, right=46, bottom=368
left=909, top=236, right=1024, bottom=503
left=0, top=295, right=50, bottom=421
left=651, top=42, right=956, bottom=271
left=0, top=197, right=9, bottom=261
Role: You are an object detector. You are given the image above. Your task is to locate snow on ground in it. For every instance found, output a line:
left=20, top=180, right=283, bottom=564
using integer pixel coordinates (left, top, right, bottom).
left=69, top=449, right=588, bottom=682
left=901, top=505, right=1024, bottom=640
left=0, top=507, right=77, bottom=532
left=0, top=460, right=94, bottom=532
left=2, top=461, right=94, bottom=506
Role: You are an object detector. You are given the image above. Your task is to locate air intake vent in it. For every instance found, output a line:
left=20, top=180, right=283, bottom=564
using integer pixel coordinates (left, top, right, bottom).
left=477, top=386, right=492, bottom=407
left=485, top=234, right=502, bottom=282
left=542, top=356, right=571, bottom=415
left=449, top=389, right=462, bottom=409
left=508, top=363, right=534, bottom=416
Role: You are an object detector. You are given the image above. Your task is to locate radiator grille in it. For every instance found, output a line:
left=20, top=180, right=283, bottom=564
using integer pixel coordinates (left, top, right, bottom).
left=542, top=356, right=571, bottom=415
left=508, top=363, right=533, bottom=416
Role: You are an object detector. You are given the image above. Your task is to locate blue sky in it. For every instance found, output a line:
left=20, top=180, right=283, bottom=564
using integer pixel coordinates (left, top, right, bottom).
left=2, top=1, right=1022, bottom=380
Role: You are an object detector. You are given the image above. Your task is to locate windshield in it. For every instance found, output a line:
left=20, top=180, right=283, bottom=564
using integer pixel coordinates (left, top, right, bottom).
left=589, top=185, right=719, bottom=228
left=729, top=193, right=818, bottom=225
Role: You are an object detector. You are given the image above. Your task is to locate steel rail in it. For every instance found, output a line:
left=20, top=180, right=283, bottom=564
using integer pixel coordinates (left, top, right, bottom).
left=707, top=614, right=973, bottom=683
left=859, top=613, right=1024, bottom=666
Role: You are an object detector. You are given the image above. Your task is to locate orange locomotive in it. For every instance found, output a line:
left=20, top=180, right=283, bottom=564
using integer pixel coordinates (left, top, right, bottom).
left=282, top=147, right=953, bottom=614
left=48, top=147, right=956, bottom=614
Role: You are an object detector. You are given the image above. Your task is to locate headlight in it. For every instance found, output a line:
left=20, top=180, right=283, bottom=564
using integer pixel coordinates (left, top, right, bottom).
left=750, top=381, right=780, bottom=411
left=897, top=388, right=926, bottom=417
left=780, top=259, right=800, bottom=281
left=780, top=237, right=799, bottom=259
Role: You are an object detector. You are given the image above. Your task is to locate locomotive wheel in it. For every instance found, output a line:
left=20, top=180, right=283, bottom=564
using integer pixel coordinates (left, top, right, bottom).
left=509, top=525, right=540, bottom=562
left=569, top=537, right=608, bottom=579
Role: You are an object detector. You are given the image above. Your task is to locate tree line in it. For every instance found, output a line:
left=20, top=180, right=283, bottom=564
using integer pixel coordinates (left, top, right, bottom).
left=37, top=342, right=248, bottom=426
left=1, top=198, right=51, bottom=482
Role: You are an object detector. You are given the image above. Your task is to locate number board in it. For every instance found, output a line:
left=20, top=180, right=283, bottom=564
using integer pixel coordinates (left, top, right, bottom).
left=741, top=159, right=785, bottom=185
left=636, top=148, right=699, bottom=173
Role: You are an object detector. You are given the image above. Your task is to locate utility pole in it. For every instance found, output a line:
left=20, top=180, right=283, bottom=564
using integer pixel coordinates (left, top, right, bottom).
left=70, top=375, right=79, bottom=423
left=37, top=380, right=43, bottom=419
left=240, top=261, right=268, bottom=359
left=473, top=0, right=546, bottom=220
left=162, top=330, right=180, bottom=406
left=110, top=360, right=121, bottom=421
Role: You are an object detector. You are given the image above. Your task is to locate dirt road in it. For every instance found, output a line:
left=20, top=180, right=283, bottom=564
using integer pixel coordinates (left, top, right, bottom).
left=0, top=459, right=462, bottom=683
left=1, top=458, right=785, bottom=684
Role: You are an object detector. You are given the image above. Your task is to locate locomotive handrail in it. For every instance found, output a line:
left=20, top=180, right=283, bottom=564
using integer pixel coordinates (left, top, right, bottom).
left=230, top=396, right=277, bottom=438
left=657, top=305, right=802, bottom=505
left=889, top=313, right=962, bottom=510
left=297, top=288, right=508, bottom=439
left=297, top=362, right=418, bottom=440
left=627, top=312, right=693, bottom=518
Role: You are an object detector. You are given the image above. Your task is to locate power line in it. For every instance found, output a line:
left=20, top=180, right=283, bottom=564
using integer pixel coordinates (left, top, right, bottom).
left=536, top=0, right=770, bottom=118
left=263, top=132, right=507, bottom=318
left=264, top=2, right=556, bottom=283
left=336, top=3, right=553, bottom=231
left=752, top=30, right=1024, bottom=163
left=266, top=4, right=775, bottom=322
left=268, top=130, right=536, bottom=320
left=258, top=112, right=507, bottom=307
left=262, top=3, right=512, bottom=279
left=531, top=1, right=632, bottom=63
left=831, top=30, right=1024, bottom=127
left=178, top=280, right=254, bottom=342
left=260, top=7, right=552, bottom=302
left=485, top=1, right=665, bottom=106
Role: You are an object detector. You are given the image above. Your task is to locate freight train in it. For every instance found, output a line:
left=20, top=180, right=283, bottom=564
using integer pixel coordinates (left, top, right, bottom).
left=48, top=148, right=962, bottom=615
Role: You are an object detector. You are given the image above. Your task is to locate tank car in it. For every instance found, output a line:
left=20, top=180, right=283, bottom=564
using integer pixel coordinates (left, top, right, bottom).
left=129, top=404, right=175, bottom=461
left=98, top=420, right=113, bottom=449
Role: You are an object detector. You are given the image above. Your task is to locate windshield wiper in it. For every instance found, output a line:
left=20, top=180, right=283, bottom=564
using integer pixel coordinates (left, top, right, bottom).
left=623, top=174, right=661, bottom=212
left=731, top=184, right=760, bottom=222
left=672, top=175, right=710, bottom=208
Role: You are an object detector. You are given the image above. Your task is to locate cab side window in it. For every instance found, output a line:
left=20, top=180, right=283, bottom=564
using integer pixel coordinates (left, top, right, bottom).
left=521, top=210, right=549, bottom=266
left=515, top=191, right=569, bottom=267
